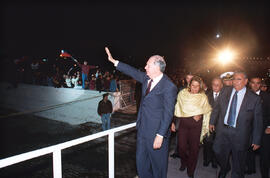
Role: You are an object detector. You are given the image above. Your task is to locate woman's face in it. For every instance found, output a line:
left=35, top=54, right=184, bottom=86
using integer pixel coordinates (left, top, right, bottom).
left=190, top=81, right=200, bottom=94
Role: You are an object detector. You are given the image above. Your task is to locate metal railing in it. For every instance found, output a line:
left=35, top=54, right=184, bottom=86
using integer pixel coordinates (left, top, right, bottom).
left=0, top=122, right=136, bottom=178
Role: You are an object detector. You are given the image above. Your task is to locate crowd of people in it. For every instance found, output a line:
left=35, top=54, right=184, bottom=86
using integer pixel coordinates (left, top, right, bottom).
left=2, top=49, right=270, bottom=178
left=169, top=72, right=270, bottom=178
left=105, top=47, right=269, bottom=178
left=3, top=57, right=121, bottom=92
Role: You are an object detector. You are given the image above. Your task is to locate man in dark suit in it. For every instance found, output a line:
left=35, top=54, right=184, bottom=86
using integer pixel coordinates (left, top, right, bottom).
left=105, top=47, right=177, bottom=178
left=203, top=77, right=223, bottom=168
left=209, top=71, right=263, bottom=178
left=249, top=77, right=270, bottom=178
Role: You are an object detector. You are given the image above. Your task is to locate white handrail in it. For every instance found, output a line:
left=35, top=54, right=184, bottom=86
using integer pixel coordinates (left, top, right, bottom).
left=0, top=122, right=136, bottom=178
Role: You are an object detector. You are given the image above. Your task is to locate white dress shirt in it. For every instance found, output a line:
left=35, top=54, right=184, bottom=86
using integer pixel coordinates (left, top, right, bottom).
left=224, top=87, right=247, bottom=127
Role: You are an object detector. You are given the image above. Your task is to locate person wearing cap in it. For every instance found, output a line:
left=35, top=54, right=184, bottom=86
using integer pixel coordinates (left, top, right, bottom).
left=221, top=72, right=234, bottom=86
left=97, top=93, right=113, bottom=131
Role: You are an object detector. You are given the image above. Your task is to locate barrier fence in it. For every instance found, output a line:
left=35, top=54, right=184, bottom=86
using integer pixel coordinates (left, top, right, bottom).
left=0, top=122, right=136, bottom=178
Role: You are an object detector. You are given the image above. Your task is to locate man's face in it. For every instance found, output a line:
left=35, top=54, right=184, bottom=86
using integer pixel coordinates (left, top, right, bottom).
left=84, top=61, right=87, bottom=65
left=144, top=57, right=160, bottom=79
left=223, top=80, right=233, bottom=86
left=186, top=75, right=194, bottom=85
left=212, top=79, right=223, bottom=93
left=232, top=73, right=248, bottom=91
left=250, top=78, right=261, bottom=92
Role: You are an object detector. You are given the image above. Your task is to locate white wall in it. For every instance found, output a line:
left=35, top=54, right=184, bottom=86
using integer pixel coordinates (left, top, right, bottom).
left=0, top=83, right=118, bottom=125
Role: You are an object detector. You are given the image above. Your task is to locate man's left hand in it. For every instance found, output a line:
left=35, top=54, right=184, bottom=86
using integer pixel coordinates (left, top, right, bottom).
left=251, top=144, right=260, bottom=151
left=153, top=135, right=163, bottom=149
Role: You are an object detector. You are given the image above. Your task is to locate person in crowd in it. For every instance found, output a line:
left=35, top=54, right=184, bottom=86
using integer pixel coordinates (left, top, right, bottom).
left=173, top=76, right=212, bottom=178
left=65, top=75, right=72, bottom=88
left=75, top=60, right=98, bottom=89
left=95, top=69, right=101, bottom=78
left=97, top=93, right=113, bottom=131
left=105, top=47, right=177, bottom=178
left=170, top=73, right=194, bottom=159
left=30, top=60, right=39, bottom=85
left=260, top=80, right=268, bottom=92
left=248, top=77, right=270, bottom=178
left=71, top=74, right=79, bottom=88
left=203, top=77, right=223, bottom=169
left=109, top=74, right=118, bottom=92
left=96, top=74, right=104, bottom=93
left=209, top=71, right=263, bottom=178
left=104, top=75, right=111, bottom=91
left=89, top=75, right=96, bottom=90
left=47, top=73, right=54, bottom=87
left=220, top=72, right=234, bottom=86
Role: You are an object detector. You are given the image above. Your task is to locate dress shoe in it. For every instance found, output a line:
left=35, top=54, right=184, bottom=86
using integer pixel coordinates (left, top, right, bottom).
left=211, top=162, right=217, bottom=168
left=179, top=165, right=186, bottom=171
left=203, top=160, right=210, bottom=167
left=218, top=171, right=227, bottom=178
left=170, top=153, right=180, bottom=158
left=245, top=169, right=256, bottom=175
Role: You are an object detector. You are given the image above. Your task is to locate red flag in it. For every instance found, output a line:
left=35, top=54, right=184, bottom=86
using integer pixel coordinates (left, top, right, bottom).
left=60, top=50, right=71, bottom=58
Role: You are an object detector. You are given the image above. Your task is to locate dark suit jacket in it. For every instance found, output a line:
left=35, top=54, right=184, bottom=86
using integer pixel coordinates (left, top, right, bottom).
left=210, top=86, right=263, bottom=150
left=206, top=90, right=215, bottom=108
left=260, top=91, right=270, bottom=130
left=117, top=62, right=177, bottom=140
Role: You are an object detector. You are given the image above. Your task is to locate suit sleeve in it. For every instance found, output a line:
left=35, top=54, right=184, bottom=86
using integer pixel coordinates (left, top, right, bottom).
left=157, top=83, right=178, bottom=137
left=252, top=96, right=263, bottom=145
left=116, top=62, right=146, bottom=83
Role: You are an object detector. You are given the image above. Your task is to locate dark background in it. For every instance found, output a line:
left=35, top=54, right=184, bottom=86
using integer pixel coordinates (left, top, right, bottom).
left=1, top=1, right=270, bottom=73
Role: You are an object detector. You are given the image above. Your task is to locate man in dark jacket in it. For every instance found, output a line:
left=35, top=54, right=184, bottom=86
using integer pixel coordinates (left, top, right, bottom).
left=203, top=77, right=223, bottom=168
left=97, top=93, right=113, bottom=130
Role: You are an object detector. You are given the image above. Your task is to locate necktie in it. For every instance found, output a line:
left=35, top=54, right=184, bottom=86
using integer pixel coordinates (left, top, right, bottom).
left=227, top=91, right=238, bottom=127
left=214, top=93, right=218, bottom=101
left=145, top=79, right=153, bottom=95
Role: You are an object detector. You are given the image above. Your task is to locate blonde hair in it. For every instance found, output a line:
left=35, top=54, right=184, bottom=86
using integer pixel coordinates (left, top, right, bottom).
left=188, top=76, right=204, bottom=93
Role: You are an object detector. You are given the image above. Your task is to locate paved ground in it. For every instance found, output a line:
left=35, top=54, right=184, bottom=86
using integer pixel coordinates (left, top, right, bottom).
left=0, top=106, right=263, bottom=178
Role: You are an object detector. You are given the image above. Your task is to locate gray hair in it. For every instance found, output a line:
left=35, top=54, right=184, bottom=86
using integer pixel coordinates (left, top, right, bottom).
left=233, top=71, right=248, bottom=79
left=152, top=55, right=166, bottom=73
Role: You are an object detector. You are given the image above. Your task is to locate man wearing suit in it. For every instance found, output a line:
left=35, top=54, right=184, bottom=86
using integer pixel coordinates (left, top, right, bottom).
left=249, top=77, right=270, bottom=178
left=203, top=77, right=223, bottom=168
left=209, top=71, right=263, bottom=178
left=105, top=47, right=177, bottom=178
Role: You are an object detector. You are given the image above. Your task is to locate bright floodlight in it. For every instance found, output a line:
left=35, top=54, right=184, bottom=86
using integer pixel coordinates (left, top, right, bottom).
left=217, top=49, right=234, bottom=64
left=216, top=34, right=220, bottom=38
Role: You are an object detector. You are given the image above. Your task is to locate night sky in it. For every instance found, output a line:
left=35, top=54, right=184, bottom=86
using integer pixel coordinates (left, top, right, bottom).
left=1, top=1, right=270, bottom=69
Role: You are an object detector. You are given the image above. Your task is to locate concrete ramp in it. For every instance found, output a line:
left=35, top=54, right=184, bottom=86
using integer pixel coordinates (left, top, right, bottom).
left=0, top=83, right=120, bottom=125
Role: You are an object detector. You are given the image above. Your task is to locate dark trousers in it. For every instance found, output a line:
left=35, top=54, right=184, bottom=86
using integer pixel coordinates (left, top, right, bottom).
left=136, top=136, right=169, bottom=178
left=245, top=147, right=256, bottom=173
left=203, top=132, right=217, bottom=165
left=213, top=127, right=247, bottom=178
left=178, top=117, right=202, bottom=176
left=172, top=118, right=180, bottom=155
left=260, top=133, right=270, bottom=178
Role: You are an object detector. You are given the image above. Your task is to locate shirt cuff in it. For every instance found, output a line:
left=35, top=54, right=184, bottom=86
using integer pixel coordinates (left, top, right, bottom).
left=114, top=60, right=119, bottom=67
left=267, top=126, right=270, bottom=128
left=156, top=134, right=163, bottom=138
